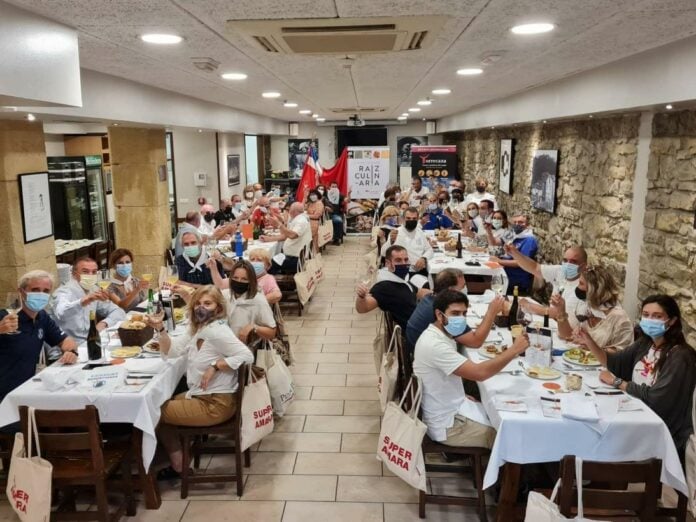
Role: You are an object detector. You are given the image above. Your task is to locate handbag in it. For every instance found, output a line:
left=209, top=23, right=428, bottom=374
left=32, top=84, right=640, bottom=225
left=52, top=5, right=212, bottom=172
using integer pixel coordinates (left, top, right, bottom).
left=6, top=407, right=53, bottom=522
left=293, top=257, right=316, bottom=306
left=240, top=366, right=274, bottom=451
left=524, top=457, right=607, bottom=521
left=378, top=325, right=401, bottom=412
left=376, top=376, right=427, bottom=491
left=256, top=342, right=295, bottom=418
left=685, top=387, right=696, bottom=516
left=306, top=252, right=324, bottom=283
left=372, top=312, right=388, bottom=373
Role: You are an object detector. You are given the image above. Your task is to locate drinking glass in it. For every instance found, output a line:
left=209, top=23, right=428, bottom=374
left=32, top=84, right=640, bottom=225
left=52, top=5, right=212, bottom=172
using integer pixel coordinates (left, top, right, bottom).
left=4, top=292, right=21, bottom=335
left=97, top=269, right=111, bottom=291
left=166, top=265, right=179, bottom=286
left=516, top=307, right=533, bottom=328
left=490, top=274, right=505, bottom=295
left=208, top=238, right=218, bottom=252
left=556, top=280, right=566, bottom=296
left=141, top=266, right=154, bottom=286
left=574, top=300, right=590, bottom=324
left=151, top=301, right=165, bottom=340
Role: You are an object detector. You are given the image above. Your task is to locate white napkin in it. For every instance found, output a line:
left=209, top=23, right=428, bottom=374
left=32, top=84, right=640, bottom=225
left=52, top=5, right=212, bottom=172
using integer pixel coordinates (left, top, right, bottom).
left=457, top=397, right=493, bottom=427
left=123, top=358, right=166, bottom=374
left=468, top=290, right=495, bottom=305
left=561, top=395, right=599, bottom=423
left=493, top=395, right=528, bottom=412
left=40, top=367, right=83, bottom=391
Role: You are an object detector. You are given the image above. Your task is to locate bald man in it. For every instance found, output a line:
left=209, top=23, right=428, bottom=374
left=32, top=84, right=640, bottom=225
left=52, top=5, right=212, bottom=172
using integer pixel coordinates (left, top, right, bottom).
left=262, top=202, right=311, bottom=274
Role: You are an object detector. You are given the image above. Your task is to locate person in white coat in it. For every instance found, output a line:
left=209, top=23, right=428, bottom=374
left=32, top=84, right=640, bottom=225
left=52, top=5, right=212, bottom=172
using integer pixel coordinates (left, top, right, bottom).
left=379, top=206, right=433, bottom=277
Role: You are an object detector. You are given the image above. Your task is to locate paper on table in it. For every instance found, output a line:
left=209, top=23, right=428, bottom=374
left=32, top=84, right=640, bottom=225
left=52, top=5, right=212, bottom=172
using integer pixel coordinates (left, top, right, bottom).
left=123, top=358, right=167, bottom=374
left=561, top=395, right=599, bottom=422
left=493, top=395, right=528, bottom=412
left=540, top=398, right=562, bottom=418
left=457, top=398, right=493, bottom=427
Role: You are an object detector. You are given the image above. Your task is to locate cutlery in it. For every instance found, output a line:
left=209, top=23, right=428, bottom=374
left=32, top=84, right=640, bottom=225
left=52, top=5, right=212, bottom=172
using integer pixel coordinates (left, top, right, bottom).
left=540, top=396, right=560, bottom=403
left=593, top=390, right=623, bottom=396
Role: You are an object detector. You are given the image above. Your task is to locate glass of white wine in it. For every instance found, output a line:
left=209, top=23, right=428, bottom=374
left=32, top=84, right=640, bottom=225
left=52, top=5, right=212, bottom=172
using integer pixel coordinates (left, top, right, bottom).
left=4, top=292, right=21, bottom=335
left=166, top=265, right=179, bottom=287
left=97, top=269, right=111, bottom=292
left=490, top=274, right=506, bottom=295
left=141, top=266, right=154, bottom=287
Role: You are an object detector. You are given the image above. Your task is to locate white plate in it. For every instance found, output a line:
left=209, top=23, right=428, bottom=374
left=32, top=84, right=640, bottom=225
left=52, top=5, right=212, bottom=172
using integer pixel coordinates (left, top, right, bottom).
left=109, top=346, right=142, bottom=359
left=477, top=346, right=506, bottom=359
left=562, top=351, right=601, bottom=367
left=525, top=367, right=562, bottom=380
left=142, top=341, right=161, bottom=354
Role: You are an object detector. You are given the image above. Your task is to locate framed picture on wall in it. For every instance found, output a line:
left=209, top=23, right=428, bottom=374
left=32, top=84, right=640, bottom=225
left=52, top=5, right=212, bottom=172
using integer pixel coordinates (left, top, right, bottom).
left=18, top=172, right=54, bottom=243
left=530, top=149, right=558, bottom=214
left=227, top=154, right=240, bottom=187
left=499, top=139, right=514, bottom=194
left=288, top=139, right=318, bottom=178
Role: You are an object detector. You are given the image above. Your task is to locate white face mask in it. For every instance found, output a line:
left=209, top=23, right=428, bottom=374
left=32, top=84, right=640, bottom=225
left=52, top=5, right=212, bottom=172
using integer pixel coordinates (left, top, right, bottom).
left=468, top=209, right=479, bottom=218
left=78, top=274, right=97, bottom=291
left=245, top=192, right=254, bottom=199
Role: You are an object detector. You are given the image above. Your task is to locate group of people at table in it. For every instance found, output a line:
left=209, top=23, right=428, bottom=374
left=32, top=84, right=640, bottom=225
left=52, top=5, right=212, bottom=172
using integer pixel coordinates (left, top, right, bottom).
left=357, top=175, right=695, bottom=469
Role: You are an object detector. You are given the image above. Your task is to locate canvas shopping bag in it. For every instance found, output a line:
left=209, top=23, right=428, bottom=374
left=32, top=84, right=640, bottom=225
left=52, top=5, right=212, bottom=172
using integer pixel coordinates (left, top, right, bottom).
left=318, top=219, right=333, bottom=247
left=378, top=325, right=401, bottom=413
left=240, top=366, right=274, bottom=451
left=293, top=268, right=316, bottom=306
left=685, top=388, right=696, bottom=517
left=376, top=377, right=427, bottom=491
left=257, top=342, right=295, bottom=417
left=306, top=252, right=324, bottom=283
left=372, top=312, right=388, bottom=373
left=6, top=407, right=53, bottom=522
left=271, top=303, right=293, bottom=366
left=524, top=457, right=607, bottom=521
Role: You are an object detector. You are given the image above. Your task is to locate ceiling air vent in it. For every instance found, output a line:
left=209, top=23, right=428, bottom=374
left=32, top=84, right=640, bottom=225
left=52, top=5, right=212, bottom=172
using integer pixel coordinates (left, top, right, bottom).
left=228, top=16, right=445, bottom=55
left=330, top=107, right=387, bottom=114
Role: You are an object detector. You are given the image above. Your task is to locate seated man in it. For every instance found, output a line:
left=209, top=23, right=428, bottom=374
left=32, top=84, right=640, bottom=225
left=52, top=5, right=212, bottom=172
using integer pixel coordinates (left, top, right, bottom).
left=413, top=290, right=528, bottom=447
left=51, top=257, right=126, bottom=343
left=176, top=232, right=224, bottom=287
left=406, top=268, right=505, bottom=349
left=174, top=211, right=202, bottom=257
left=380, top=207, right=433, bottom=277
left=489, top=213, right=538, bottom=295
left=262, top=202, right=311, bottom=275
left=421, top=194, right=455, bottom=231
left=406, top=176, right=429, bottom=206
left=355, top=245, right=430, bottom=330
left=464, top=177, right=498, bottom=210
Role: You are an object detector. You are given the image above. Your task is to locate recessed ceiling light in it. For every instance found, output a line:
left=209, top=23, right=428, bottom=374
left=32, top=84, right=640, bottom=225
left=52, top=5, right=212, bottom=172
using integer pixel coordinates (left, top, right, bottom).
left=141, top=33, right=183, bottom=44
left=408, top=107, right=421, bottom=112
left=510, top=23, right=555, bottom=35
left=26, top=113, right=36, bottom=121
left=317, top=118, right=326, bottom=122
left=113, top=123, right=119, bottom=126
left=457, top=68, right=483, bottom=76
left=432, top=88, right=451, bottom=95
left=542, top=120, right=547, bottom=123
left=299, top=109, right=312, bottom=115
left=221, top=72, right=247, bottom=80
left=262, top=91, right=281, bottom=98
left=401, top=113, right=409, bottom=117
left=198, top=129, right=202, bottom=133
left=397, top=116, right=407, bottom=121
left=665, top=104, right=673, bottom=110
left=312, top=113, right=319, bottom=118
left=417, top=99, right=432, bottom=106
left=283, top=101, right=298, bottom=108
left=588, top=115, right=594, bottom=118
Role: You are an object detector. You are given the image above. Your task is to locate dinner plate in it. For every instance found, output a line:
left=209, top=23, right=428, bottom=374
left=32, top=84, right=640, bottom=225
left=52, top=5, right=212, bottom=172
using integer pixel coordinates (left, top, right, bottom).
left=110, top=346, right=142, bottom=359
left=562, top=350, right=601, bottom=367
left=477, top=346, right=506, bottom=359
left=142, top=340, right=161, bottom=354
left=525, top=366, right=561, bottom=380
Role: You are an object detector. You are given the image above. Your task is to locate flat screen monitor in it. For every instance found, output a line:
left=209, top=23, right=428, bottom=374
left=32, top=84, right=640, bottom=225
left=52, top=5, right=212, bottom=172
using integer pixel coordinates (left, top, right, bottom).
left=336, top=126, right=388, bottom=155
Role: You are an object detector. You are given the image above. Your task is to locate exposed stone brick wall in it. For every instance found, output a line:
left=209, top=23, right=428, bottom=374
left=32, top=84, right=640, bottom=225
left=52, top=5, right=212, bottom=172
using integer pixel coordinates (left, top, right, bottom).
left=641, top=110, right=696, bottom=346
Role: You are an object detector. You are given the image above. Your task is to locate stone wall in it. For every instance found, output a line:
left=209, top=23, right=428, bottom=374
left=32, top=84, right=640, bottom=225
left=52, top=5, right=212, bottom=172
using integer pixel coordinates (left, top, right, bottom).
left=444, top=115, right=640, bottom=285
left=640, top=110, right=696, bottom=346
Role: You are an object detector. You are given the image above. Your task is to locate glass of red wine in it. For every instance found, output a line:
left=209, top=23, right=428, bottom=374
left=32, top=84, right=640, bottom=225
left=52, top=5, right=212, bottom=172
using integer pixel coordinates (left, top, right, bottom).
left=574, top=300, right=591, bottom=324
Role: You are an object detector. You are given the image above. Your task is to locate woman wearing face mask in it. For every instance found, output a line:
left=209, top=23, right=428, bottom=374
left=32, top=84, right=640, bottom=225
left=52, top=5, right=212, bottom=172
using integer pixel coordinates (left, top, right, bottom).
left=582, top=295, right=696, bottom=461
left=106, top=249, right=149, bottom=311
left=305, top=189, right=325, bottom=253
left=149, top=285, right=254, bottom=479
left=324, top=182, right=346, bottom=245
left=551, top=265, right=633, bottom=352
left=243, top=184, right=256, bottom=207
left=175, top=232, right=224, bottom=287
left=223, top=260, right=277, bottom=345
left=243, top=249, right=282, bottom=305
left=484, top=210, right=514, bottom=255
left=421, top=194, right=454, bottom=231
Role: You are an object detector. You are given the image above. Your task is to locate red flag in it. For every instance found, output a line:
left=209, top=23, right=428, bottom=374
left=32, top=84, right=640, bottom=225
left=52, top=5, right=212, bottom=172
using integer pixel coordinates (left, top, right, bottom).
left=296, top=147, right=348, bottom=202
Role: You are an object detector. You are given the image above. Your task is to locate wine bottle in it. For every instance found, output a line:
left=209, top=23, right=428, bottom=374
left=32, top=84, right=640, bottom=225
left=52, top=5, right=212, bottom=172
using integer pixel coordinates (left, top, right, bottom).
left=543, top=308, right=550, bottom=328
left=87, top=310, right=102, bottom=361
left=508, top=286, right=520, bottom=327
left=456, top=232, right=463, bottom=259
left=147, top=288, right=154, bottom=315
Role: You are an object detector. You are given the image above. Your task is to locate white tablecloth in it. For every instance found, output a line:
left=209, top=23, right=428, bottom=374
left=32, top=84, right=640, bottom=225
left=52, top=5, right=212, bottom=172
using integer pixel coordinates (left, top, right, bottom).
left=462, top=320, right=687, bottom=494
left=218, top=239, right=280, bottom=259
left=0, top=338, right=187, bottom=470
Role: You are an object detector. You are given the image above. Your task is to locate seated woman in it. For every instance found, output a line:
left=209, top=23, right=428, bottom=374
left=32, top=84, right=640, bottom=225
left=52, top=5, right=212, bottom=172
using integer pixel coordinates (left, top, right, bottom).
left=324, top=181, right=346, bottom=245
left=582, top=295, right=696, bottom=461
left=150, top=285, right=254, bottom=478
left=176, top=231, right=224, bottom=287
left=552, top=265, right=633, bottom=352
left=421, top=193, right=454, bottom=230
left=224, top=260, right=277, bottom=344
left=208, top=251, right=281, bottom=306
left=106, top=248, right=149, bottom=311
left=484, top=209, right=515, bottom=255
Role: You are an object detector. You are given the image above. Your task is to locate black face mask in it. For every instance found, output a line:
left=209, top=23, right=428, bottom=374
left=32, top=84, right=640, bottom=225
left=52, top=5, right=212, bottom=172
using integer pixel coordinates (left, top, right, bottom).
left=404, top=220, right=418, bottom=231
left=575, top=287, right=587, bottom=300
left=204, top=212, right=214, bottom=222
left=230, top=280, right=250, bottom=295
left=476, top=186, right=486, bottom=193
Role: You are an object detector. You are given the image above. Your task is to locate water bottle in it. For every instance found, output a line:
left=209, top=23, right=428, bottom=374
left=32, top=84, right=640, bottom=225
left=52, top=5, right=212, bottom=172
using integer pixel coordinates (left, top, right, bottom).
left=235, top=231, right=244, bottom=258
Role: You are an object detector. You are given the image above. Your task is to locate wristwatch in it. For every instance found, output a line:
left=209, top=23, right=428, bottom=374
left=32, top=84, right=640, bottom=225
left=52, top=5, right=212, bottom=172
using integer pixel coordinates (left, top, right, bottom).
left=612, top=376, right=623, bottom=389
left=210, top=361, right=219, bottom=372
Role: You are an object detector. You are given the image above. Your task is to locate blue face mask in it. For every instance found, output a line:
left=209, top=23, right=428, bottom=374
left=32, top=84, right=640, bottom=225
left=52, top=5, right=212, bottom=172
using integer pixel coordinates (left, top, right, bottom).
left=561, top=262, right=580, bottom=280
left=184, top=245, right=201, bottom=258
left=393, top=264, right=410, bottom=279
left=234, top=203, right=242, bottom=211
left=115, top=263, right=132, bottom=278
left=639, top=318, right=668, bottom=339
left=512, top=224, right=525, bottom=235
left=443, top=314, right=468, bottom=337
left=427, top=203, right=438, bottom=212
left=251, top=261, right=265, bottom=276
left=25, top=292, right=50, bottom=312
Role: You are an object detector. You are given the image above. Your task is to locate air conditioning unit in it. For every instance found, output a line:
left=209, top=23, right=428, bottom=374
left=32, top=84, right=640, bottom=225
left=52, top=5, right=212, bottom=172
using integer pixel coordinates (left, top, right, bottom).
left=346, top=115, right=365, bottom=127
left=288, top=122, right=299, bottom=136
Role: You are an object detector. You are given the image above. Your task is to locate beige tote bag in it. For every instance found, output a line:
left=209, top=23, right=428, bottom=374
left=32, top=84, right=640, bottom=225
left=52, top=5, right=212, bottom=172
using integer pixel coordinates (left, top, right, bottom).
left=378, top=325, right=401, bottom=413
left=257, top=342, right=295, bottom=418
left=240, top=367, right=275, bottom=451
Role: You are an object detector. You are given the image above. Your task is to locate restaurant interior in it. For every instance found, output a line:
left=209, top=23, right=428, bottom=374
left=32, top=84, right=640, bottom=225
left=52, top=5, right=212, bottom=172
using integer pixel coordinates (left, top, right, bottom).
left=1, top=0, right=696, bottom=521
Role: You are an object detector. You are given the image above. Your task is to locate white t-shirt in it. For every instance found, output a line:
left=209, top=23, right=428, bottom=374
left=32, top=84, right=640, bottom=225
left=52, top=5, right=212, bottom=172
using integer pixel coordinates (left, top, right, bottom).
left=413, top=324, right=468, bottom=441
left=222, top=289, right=277, bottom=337
left=282, top=213, right=311, bottom=257
left=539, top=264, right=581, bottom=328
left=464, top=191, right=497, bottom=210
left=198, top=218, right=216, bottom=237
left=379, top=225, right=434, bottom=264
left=408, top=186, right=430, bottom=206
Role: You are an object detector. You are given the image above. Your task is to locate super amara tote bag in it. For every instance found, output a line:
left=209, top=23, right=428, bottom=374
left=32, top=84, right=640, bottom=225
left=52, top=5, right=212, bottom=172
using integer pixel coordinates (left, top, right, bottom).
left=240, top=367, right=274, bottom=451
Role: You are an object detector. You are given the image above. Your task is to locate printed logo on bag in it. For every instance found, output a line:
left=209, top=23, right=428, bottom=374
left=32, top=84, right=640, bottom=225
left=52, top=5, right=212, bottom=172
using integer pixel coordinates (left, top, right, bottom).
left=380, top=435, right=413, bottom=471
left=253, top=405, right=273, bottom=428
left=10, top=485, right=29, bottom=514
left=280, top=385, right=295, bottom=405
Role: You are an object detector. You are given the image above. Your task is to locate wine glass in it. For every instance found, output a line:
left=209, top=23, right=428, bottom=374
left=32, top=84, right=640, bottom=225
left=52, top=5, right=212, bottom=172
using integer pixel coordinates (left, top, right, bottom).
left=490, top=274, right=505, bottom=295
left=574, top=300, right=590, bottom=324
left=517, top=306, right=533, bottom=328
left=556, top=280, right=566, bottom=296
left=97, top=269, right=111, bottom=292
left=166, top=265, right=179, bottom=286
left=4, top=292, right=21, bottom=335
left=208, top=238, right=218, bottom=252
left=151, top=300, right=165, bottom=339
left=141, top=266, right=154, bottom=287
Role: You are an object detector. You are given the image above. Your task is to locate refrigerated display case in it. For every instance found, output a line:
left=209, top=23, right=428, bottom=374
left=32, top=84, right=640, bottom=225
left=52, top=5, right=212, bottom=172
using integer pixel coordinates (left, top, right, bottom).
left=48, top=155, right=108, bottom=241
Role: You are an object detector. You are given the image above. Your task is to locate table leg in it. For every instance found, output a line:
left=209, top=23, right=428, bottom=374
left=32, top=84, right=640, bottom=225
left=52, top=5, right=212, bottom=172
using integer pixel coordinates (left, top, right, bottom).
left=496, top=463, right=521, bottom=522
left=132, top=429, right=161, bottom=510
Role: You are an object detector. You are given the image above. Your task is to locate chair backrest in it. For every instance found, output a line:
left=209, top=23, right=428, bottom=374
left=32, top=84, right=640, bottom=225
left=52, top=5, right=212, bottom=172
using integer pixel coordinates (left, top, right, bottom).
left=233, top=363, right=249, bottom=432
left=558, top=455, right=661, bottom=520
left=19, top=405, right=105, bottom=474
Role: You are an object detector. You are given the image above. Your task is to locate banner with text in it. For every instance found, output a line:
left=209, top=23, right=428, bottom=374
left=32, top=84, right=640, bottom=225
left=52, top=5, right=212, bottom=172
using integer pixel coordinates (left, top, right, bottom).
left=410, top=145, right=458, bottom=190
left=346, top=147, right=390, bottom=234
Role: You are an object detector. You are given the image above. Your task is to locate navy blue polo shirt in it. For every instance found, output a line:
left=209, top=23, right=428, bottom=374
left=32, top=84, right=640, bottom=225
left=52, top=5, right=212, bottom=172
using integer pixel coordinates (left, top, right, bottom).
left=406, top=294, right=471, bottom=348
left=175, top=256, right=225, bottom=286
left=0, top=309, right=67, bottom=402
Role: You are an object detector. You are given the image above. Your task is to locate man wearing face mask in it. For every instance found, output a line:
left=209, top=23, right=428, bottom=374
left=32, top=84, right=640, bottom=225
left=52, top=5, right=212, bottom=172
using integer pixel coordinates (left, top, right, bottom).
left=0, top=271, right=79, bottom=424
left=52, top=258, right=126, bottom=343
left=421, top=194, right=455, bottom=231
left=464, top=178, right=498, bottom=210
left=489, top=213, right=538, bottom=295
left=356, top=246, right=431, bottom=330
left=380, top=207, right=433, bottom=277
left=263, top=202, right=312, bottom=275
left=253, top=183, right=264, bottom=200
left=449, top=188, right=465, bottom=213
left=414, top=290, right=528, bottom=447
left=407, top=176, right=429, bottom=206
left=198, top=204, right=217, bottom=236
left=324, top=181, right=346, bottom=245
left=213, top=198, right=233, bottom=225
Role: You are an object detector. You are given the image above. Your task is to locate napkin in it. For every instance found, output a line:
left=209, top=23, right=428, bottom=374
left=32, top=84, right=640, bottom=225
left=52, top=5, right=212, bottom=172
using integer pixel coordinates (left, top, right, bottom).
left=560, top=395, right=599, bottom=422
left=493, top=395, right=528, bottom=412
left=123, top=358, right=166, bottom=374
left=40, top=367, right=83, bottom=391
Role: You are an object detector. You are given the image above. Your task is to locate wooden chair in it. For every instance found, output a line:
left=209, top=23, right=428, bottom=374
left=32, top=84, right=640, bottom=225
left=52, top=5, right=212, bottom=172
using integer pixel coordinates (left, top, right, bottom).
left=19, top=405, right=135, bottom=521
left=0, top=431, right=13, bottom=490
left=411, top=376, right=490, bottom=521
left=177, top=363, right=250, bottom=498
left=557, top=455, right=662, bottom=520
left=276, top=245, right=309, bottom=316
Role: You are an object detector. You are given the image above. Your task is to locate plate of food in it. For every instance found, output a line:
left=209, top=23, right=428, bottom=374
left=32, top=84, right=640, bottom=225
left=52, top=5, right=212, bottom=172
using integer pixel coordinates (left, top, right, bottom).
left=142, top=340, right=161, bottom=354
left=478, top=344, right=508, bottom=359
left=525, top=366, right=561, bottom=380
left=563, top=348, right=600, bottom=367
left=110, top=346, right=142, bottom=359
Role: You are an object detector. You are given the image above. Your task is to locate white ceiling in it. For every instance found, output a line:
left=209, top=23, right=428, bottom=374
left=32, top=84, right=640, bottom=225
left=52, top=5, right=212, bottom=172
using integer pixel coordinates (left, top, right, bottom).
left=7, top=0, right=696, bottom=123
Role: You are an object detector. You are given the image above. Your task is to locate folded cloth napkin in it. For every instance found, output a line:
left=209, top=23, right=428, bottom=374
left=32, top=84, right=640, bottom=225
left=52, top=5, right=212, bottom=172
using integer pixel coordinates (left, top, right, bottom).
left=561, top=395, right=599, bottom=423
left=40, top=367, right=84, bottom=391
left=123, top=358, right=167, bottom=374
